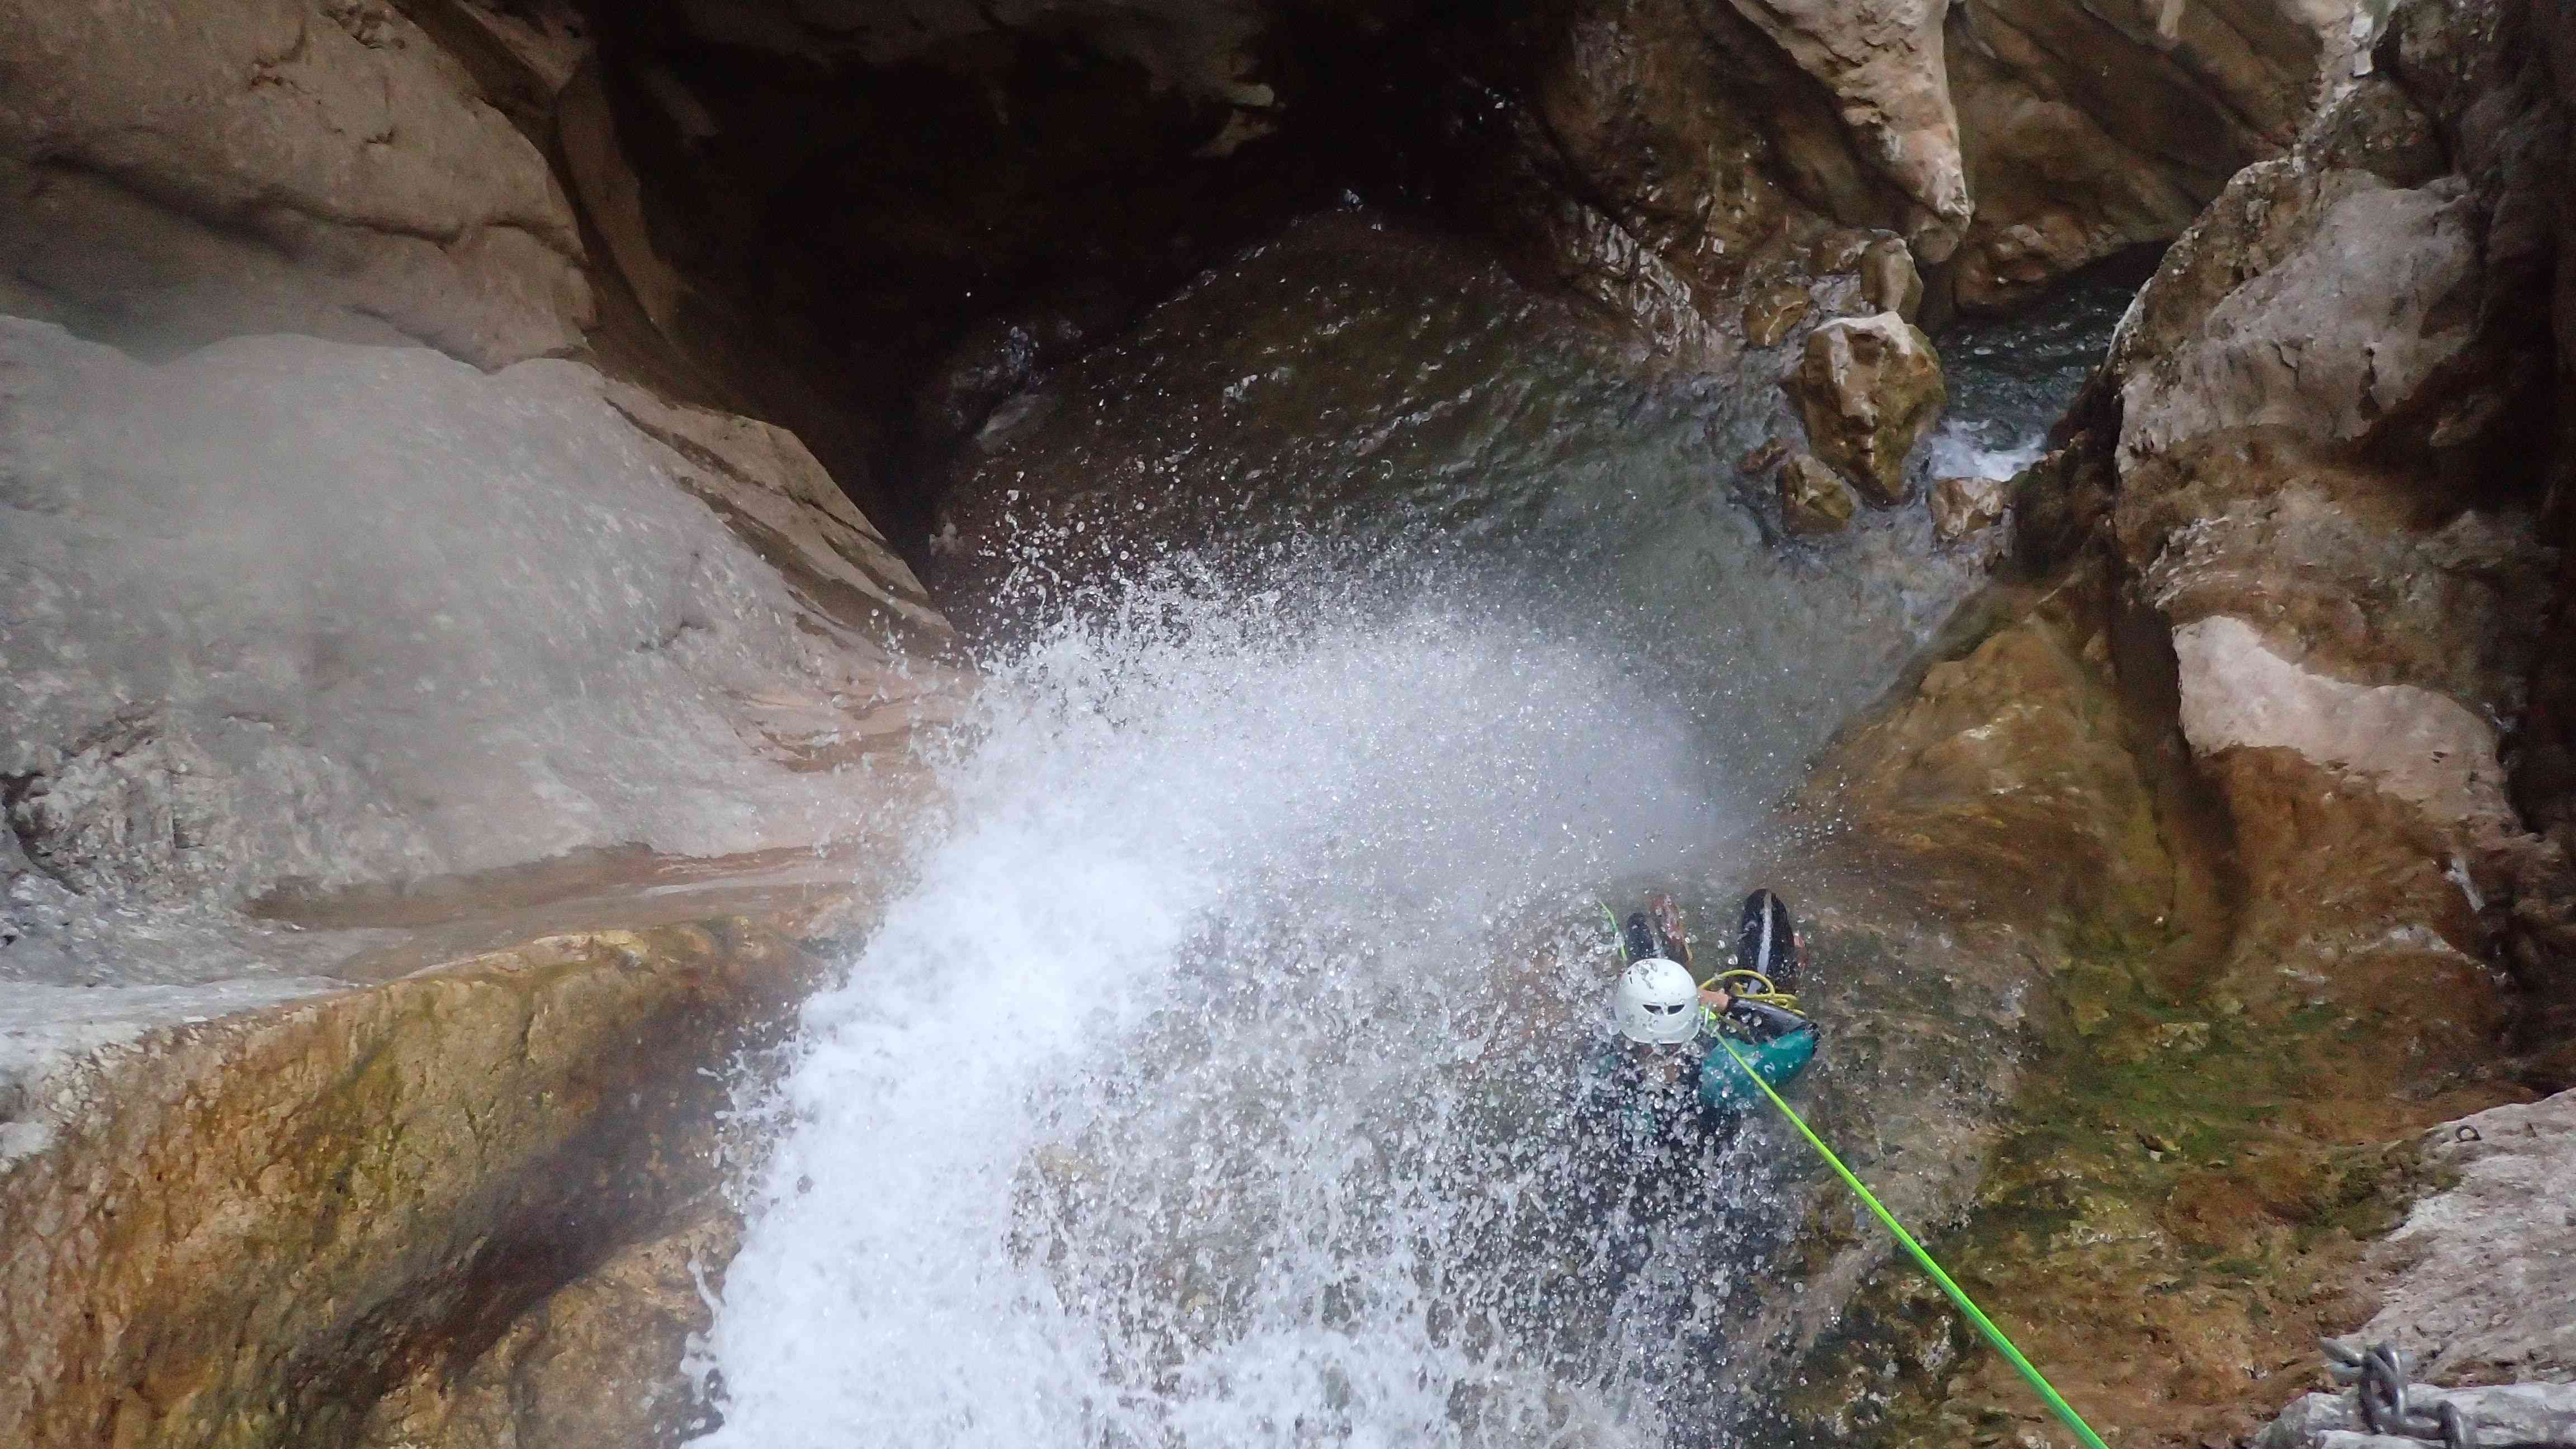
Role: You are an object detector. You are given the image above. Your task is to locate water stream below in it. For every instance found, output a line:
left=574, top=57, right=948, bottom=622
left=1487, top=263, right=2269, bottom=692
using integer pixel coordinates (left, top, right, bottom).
left=695, top=221, right=2133, bottom=1449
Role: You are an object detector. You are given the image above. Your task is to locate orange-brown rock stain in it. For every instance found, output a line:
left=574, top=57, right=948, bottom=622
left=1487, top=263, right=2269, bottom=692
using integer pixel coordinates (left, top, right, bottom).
left=0, top=921, right=826, bottom=1449
left=1771, top=566, right=2528, bottom=1449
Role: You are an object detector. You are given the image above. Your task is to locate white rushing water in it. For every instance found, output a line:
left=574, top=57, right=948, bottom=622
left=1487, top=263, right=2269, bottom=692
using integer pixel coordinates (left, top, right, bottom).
left=695, top=578, right=1796, bottom=1449
left=694, top=264, right=2141, bottom=1448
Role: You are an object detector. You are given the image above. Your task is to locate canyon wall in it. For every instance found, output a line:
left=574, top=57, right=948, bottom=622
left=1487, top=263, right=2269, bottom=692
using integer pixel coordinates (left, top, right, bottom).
left=1773, top=2, right=2576, bottom=1442
left=7, top=0, right=2398, bottom=545
left=7, top=0, right=2574, bottom=1446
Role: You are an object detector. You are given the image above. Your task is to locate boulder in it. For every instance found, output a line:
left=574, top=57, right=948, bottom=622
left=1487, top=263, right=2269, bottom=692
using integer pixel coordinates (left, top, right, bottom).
left=0, top=0, right=592, bottom=366
left=1928, top=473, right=2007, bottom=542
left=1859, top=235, right=1924, bottom=319
left=1778, top=453, right=1858, bottom=534
left=1784, top=312, right=1947, bottom=505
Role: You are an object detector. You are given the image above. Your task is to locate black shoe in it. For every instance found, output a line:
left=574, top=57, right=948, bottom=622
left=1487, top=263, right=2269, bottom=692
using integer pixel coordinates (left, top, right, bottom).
left=1735, top=889, right=1800, bottom=990
left=1622, top=911, right=1662, bottom=964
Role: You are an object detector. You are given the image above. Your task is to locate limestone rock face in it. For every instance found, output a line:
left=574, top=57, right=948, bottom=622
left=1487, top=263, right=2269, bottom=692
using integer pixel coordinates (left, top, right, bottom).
left=1778, top=453, right=1858, bottom=534
left=0, top=318, right=960, bottom=977
left=1742, top=595, right=2184, bottom=1419
left=1720, top=0, right=1972, bottom=259
left=1784, top=312, right=1947, bottom=505
left=1770, top=565, right=2535, bottom=1449
left=0, top=0, right=592, bottom=365
left=0, top=922, right=817, bottom=1449
left=1807, top=604, right=2175, bottom=937
left=2360, top=1090, right=2576, bottom=1382
left=1945, top=0, right=2383, bottom=311
left=2097, top=0, right=2575, bottom=1039
left=2173, top=617, right=2518, bottom=837
left=1431, top=0, right=2378, bottom=350
left=2121, top=182, right=2485, bottom=459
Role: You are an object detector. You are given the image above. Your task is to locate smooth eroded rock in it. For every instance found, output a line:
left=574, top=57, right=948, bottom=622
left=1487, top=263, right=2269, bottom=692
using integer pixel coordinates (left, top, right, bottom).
left=0, top=921, right=820, bottom=1449
left=0, top=0, right=591, bottom=364
left=1784, top=311, right=1947, bottom=505
left=0, top=319, right=964, bottom=988
left=0, top=321, right=955, bottom=925
left=2174, top=617, right=2517, bottom=836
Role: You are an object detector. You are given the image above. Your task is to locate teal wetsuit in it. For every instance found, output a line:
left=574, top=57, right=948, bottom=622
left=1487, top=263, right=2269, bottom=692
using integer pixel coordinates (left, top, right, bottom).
left=1588, top=998, right=1818, bottom=1145
left=1697, top=1005, right=1819, bottom=1111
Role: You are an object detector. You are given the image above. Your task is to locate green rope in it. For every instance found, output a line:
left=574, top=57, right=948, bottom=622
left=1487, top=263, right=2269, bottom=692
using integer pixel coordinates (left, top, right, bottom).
left=1710, top=1035, right=2114, bottom=1449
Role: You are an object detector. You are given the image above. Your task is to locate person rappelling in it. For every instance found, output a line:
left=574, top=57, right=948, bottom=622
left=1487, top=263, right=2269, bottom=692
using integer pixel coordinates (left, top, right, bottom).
left=1584, top=893, right=2119, bottom=1449
left=1593, top=889, right=1820, bottom=1145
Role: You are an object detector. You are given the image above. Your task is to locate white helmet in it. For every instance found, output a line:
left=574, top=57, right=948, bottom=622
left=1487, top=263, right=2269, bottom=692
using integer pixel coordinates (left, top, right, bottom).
left=1614, top=957, right=1702, bottom=1046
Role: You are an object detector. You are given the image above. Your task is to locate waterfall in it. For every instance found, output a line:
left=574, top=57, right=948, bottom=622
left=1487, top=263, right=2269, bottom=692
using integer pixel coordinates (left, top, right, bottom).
left=695, top=265, right=2132, bottom=1448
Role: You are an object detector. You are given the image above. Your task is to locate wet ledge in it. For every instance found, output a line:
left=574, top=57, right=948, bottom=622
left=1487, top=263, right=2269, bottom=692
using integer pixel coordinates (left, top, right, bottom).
left=0, top=913, right=832, bottom=1448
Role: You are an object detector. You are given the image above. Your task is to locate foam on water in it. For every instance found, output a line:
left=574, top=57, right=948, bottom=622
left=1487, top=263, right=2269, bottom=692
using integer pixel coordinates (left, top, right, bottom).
left=1919, top=418, right=2049, bottom=483
left=696, top=577, right=1776, bottom=1448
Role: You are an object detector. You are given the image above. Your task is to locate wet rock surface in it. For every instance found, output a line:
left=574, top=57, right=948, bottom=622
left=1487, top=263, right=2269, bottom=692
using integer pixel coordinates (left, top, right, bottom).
left=1781, top=453, right=1860, bottom=535
left=0, top=295, right=957, bottom=1448
left=1763, top=571, right=2532, bottom=1449
left=358, top=1208, right=742, bottom=1449
left=1786, top=312, right=1949, bottom=505
left=0, top=917, right=826, bottom=1449
left=5, top=0, right=2575, bottom=1442
left=1769, top=3, right=2576, bottom=1447
left=2095, top=0, right=2576, bottom=1063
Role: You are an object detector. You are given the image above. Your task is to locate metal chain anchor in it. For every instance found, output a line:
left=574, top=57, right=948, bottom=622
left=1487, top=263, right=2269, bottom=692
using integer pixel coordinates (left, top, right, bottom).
left=2323, top=1340, right=2476, bottom=1449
